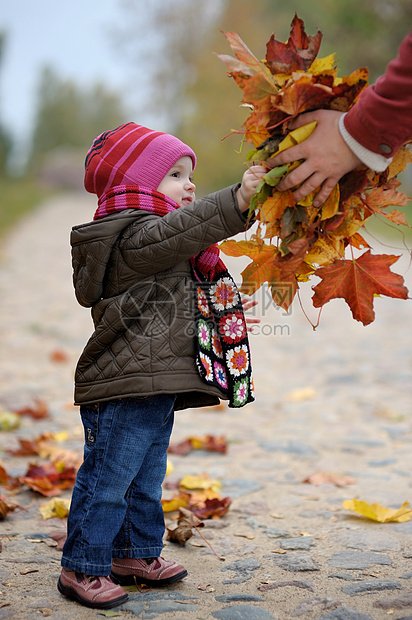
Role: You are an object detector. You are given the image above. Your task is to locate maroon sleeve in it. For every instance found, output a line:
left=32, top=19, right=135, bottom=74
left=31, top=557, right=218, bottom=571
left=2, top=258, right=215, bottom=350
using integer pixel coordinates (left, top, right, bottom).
left=344, top=31, right=412, bottom=157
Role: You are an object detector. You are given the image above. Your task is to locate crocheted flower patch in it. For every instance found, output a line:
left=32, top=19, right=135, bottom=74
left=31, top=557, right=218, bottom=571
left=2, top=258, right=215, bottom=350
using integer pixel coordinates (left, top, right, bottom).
left=233, top=378, right=250, bottom=407
left=210, top=277, right=239, bottom=311
left=214, top=361, right=228, bottom=389
left=199, top=352, right=213, bottom=381
left=226, top=345, right=249, bottom=376
left=198, top=319, right=211, bottom=350
left=219, top=312, right=246, bottom=344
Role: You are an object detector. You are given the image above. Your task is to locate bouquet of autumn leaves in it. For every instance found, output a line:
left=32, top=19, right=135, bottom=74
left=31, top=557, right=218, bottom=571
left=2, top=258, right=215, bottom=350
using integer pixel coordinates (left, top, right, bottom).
left=218, top=14, right=411, bottom=326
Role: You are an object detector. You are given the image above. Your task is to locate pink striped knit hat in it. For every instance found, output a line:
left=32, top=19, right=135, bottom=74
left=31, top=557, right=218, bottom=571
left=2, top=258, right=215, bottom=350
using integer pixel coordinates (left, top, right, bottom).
left=84, top=122, right=196, bottom=197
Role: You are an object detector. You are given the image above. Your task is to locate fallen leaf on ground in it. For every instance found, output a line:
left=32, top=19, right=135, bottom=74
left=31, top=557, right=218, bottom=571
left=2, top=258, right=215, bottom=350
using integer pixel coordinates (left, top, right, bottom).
left=285, top=387, right=316, bottom=401
left=161, top=495, right=189, bottom=513
left=271, top=549, right=287, bottom=554
left=163, top=473, right=231, bottom=519
left=49, top=349, right=69, bottom=363
left=39, top=497, right=71, bottom=519
left=12, top=398, right=49, bottom=419
left=304, top=471, right=356, bottom=487
left=168, top=435, right=227, bottom=456
left=190, top=497, right=231, bottom=520
left=19, top=461, right=77, bottom=496
left=8, top=433, right=80, bottom=469
left=197, top=583, right=216, bottom=593
left=165, top=458, right=174, bottom=476
left=166, top=508, right=204, bottom=546
left=0, top=463, right=21, bottom=491
left=0, top=497, right=22, bottom=519
left=167, top=507, right=225, bottom=560
left=179, top=474, right=222, bottom=493
left=342, top=499, right=412, bottom=523
left=0, top=410, right=21, bottom=431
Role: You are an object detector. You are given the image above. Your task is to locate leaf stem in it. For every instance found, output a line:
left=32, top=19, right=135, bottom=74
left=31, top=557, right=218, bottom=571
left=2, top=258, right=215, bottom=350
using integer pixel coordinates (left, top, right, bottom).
left=296, top=289, right=322, bottom=330
left=193, top=524, right=225, bottom=561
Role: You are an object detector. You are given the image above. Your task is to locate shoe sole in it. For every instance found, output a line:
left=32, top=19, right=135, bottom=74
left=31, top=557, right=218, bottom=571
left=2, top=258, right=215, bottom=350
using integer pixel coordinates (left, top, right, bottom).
left=57, top=576, right=129, bottom=609
left=111, top=568, right=188, bottom=587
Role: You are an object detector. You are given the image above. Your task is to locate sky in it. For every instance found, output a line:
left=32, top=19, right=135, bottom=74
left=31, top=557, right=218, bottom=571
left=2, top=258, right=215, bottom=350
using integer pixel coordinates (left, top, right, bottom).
left=0, top=0, right=136, bottom=159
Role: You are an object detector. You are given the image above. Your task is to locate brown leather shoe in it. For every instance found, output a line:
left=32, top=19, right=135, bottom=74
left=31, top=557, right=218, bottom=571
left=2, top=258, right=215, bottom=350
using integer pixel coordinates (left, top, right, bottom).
left=111, top=556, right=188, bottom=586
left=58, top=568, right=128, bottom=609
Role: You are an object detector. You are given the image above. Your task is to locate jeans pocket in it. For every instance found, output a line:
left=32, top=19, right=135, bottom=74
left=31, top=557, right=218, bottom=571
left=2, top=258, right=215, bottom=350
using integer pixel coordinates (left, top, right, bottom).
left=80, top=404, right=99, bottom=448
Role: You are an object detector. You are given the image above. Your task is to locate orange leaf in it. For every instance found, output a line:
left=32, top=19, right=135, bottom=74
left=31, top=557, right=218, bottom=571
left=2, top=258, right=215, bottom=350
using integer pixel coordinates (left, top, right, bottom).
left=259, top=191, right=295, bottom=224
left=383, top=209, right=409, bottom=226
left=20, top=461, right=77, bottom=496
left=348, top=232, right=371, bottom=250
left=363, top=183, right=410, bottom=211
left=320, top=185, right=340, bottom=220
left=276, top=79, right=334, bottom=117
left=220, top=238, right=266, bottom=260
left=240, top=245, right=280, bottom=296
left=312, top=251, right=409, bottom=325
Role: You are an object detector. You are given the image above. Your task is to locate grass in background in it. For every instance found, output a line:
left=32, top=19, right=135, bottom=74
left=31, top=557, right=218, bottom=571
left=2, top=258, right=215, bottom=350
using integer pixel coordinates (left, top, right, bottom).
left=0, top=177, right=51, bottom=238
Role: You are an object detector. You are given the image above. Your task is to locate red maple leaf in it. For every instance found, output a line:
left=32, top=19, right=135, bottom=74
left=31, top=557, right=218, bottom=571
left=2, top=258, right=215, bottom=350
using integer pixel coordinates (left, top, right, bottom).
left=312, top=251, right=409, bottom=325
left=266, top=13, right=322, bottom=73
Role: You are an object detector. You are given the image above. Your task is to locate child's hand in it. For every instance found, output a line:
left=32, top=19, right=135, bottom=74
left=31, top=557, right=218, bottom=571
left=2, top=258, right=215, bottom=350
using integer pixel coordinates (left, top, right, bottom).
left=236, top=165, right=267, bottom=212
left=241, top=297, right=261, bottom=333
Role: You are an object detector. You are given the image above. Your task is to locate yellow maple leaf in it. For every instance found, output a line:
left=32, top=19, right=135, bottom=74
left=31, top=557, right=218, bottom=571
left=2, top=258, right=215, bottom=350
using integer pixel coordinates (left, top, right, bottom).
left=275, top=121, right=317, bottom=155
left=387, top=144, right=412, bottom=179
left=39, top=497, right=71, bottom=520
left=309, top=53, right=336, bottom=75
left=179, top=474, right=222, bottom=493
left=305, top=235, right=344, bottom=267
left=342, top=499, right=412, bottom=523
left=161, top=496, right=188, bottom=513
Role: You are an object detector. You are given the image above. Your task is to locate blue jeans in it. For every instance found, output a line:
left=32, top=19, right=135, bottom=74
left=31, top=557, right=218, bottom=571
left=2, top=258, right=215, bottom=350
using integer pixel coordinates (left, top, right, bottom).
left=61, top=395, right=175, bottom=575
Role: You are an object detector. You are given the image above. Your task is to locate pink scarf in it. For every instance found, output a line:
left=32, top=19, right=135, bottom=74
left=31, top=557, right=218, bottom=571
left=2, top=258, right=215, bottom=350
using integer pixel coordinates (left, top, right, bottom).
left=94, top=184, right=226, bottom=281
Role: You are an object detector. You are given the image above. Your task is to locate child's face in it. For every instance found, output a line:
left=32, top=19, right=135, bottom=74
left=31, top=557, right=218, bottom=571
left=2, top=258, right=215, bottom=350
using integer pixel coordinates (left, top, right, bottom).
left=157, top=156, right=196, bottom=207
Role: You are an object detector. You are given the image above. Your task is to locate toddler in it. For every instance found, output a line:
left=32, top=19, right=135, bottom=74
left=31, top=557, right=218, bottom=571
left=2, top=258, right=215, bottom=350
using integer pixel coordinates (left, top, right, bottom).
left=58, top=122, right=266, bottom=609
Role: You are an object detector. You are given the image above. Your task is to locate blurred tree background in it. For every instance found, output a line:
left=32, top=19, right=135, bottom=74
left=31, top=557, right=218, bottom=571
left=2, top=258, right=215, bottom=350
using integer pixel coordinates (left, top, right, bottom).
left=1, top=0, right=411, bottom=234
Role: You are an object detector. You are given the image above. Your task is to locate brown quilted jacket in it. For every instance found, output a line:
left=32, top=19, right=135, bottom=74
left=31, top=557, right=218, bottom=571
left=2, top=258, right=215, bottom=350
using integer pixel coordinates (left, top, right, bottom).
left=71, top=184, right=249, bottom=410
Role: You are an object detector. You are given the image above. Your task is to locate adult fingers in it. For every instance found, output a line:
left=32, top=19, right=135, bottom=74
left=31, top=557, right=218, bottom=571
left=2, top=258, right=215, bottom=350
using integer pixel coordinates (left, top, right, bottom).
left=292, top=174, right=337, bottom=205
left=275, top=160, right=315, bottom=192
left=311, top=180, right=339, bottom=207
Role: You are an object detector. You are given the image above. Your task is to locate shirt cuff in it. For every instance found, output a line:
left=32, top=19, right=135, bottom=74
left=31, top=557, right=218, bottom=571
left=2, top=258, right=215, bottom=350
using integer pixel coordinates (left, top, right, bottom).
left=339, top=113, right=392, bottom=172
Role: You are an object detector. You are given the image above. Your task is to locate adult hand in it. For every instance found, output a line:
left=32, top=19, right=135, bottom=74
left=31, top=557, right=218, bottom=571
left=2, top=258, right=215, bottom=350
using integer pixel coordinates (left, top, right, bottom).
left=268, top=109, right=362, bottom=206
